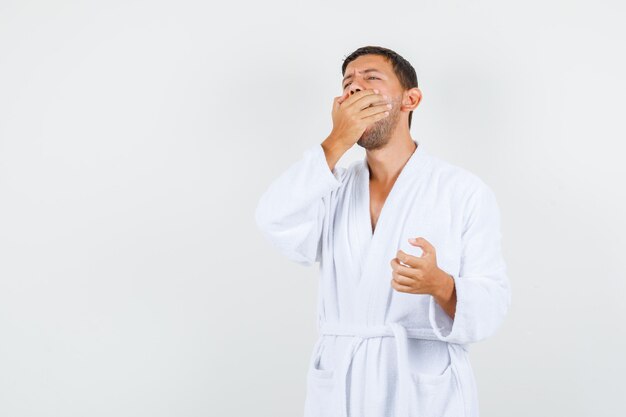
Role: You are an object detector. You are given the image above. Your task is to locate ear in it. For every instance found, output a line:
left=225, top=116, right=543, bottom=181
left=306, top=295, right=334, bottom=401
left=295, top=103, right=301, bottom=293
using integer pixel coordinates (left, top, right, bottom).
left=401, top=87, right=422, bottom=112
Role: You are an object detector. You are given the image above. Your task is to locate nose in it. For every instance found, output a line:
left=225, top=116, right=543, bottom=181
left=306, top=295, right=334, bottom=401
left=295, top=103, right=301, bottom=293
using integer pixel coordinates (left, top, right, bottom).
left=349, top=87, right=361, bottom=96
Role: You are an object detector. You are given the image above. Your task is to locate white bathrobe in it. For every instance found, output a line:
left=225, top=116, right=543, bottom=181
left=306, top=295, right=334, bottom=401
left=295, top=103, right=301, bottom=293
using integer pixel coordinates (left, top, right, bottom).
left=254, top=139, right=511, bottom=417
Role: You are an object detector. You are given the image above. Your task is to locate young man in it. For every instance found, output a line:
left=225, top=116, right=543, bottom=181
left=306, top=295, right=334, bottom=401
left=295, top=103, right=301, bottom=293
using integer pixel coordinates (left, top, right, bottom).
left=255, top=46, right=511, bottom=417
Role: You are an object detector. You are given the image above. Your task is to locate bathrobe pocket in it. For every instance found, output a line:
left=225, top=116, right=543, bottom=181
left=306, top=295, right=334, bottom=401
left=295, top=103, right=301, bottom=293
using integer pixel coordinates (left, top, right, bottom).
left=303, top=340, right=335, bottom=417
left=409, top=345, right=465, bottom=417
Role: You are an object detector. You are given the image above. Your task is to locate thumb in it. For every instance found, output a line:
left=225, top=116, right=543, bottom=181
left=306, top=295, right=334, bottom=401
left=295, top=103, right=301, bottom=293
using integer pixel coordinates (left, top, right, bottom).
left=337, top=90, right=350, bottom=106
left=333, top=95, right=345, bottom=114
left=333, top=95, right=341, bottom=112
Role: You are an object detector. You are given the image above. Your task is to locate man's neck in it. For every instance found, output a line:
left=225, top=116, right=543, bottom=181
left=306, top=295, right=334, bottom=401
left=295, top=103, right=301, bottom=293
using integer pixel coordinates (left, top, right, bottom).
left=365, top=134, right=418, bottom=185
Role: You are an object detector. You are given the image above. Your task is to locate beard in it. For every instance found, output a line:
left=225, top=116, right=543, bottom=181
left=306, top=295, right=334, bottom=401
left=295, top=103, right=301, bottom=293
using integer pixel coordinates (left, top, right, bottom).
left=356, top=99, right=401, bottom=151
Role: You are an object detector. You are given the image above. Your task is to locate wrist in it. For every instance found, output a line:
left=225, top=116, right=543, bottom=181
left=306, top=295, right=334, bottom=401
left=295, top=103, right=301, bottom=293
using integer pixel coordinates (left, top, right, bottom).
left=433, top=270, right=455, bottom=303
left=323, top=132, right=352, bottom=152
left=322, top=135, right=352, bottom=171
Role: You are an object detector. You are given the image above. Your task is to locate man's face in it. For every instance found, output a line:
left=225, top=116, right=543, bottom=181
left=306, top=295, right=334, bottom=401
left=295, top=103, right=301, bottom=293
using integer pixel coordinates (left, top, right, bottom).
left=342, top=54, right=403, bottom=150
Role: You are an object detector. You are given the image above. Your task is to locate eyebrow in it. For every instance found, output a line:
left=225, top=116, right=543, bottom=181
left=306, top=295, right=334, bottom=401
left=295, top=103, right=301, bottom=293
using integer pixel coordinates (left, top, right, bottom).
left=342, top=68, right=385, bottom=86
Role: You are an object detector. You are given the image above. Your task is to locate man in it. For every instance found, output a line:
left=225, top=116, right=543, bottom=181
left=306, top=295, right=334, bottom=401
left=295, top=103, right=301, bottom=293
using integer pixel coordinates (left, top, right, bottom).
left=255, top=45, right=511, bottom=417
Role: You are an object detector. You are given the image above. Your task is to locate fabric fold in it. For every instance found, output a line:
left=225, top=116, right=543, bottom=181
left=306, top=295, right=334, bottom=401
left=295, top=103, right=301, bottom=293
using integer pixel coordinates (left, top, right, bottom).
left=255, top=144, right=347, bottom=266
left=428, top=182, right=511, bottom=345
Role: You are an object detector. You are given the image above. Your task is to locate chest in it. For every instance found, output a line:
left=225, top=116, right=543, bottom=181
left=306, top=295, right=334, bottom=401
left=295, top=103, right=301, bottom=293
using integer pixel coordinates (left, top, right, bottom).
left=328, top=168, right=464, bottom=280
left=369, top=180, right=395, bottom=233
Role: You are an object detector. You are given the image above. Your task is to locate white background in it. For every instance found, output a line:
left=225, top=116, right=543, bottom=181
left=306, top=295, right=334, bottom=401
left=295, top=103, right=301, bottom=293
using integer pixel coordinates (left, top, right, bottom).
left=1, top=1, right=625, bottom=416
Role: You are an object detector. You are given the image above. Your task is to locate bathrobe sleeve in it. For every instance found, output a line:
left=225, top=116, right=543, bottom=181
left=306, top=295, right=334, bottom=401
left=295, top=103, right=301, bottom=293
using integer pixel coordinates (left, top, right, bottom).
left=428, top=181, right=511, bottom=345
left=254, top=144, right=346, bottom=266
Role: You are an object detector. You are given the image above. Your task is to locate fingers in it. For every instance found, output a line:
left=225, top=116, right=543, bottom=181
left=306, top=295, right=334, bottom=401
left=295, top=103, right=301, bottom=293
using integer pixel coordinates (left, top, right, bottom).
left=391, top=265, right=415, bottom=286
left=390, top=257, right=417, bottom=276
left=390, top=258, right=418, bottom=293
left=341, top=88, right=381, bottom=108
left=359, top=111, right=390, bottom=125
left=408, top=237, right=435, bottom=257
left=331, top=88, right=392, bottom=142
left=359, top=101, right=392, bottom=119
left=391, top=278, right=414, bottom=293
left=335, top=89, right=390, bottom=118
left=394, top=249, right=424, bottom=268
left=353, top=92, right=391, bottom=111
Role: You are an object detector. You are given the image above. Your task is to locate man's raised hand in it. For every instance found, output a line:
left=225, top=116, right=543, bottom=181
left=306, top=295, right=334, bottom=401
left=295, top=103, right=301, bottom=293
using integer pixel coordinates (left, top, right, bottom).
left=328, top=89, right=392, bottom=147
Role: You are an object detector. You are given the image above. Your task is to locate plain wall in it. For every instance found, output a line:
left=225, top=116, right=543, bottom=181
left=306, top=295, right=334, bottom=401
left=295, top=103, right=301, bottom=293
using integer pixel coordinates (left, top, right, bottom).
left=1, top=1, right=624, bottom=416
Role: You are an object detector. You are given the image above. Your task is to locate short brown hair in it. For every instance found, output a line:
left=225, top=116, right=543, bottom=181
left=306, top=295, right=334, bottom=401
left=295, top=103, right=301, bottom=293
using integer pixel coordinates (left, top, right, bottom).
left=341, top=46, right=419, bottom=129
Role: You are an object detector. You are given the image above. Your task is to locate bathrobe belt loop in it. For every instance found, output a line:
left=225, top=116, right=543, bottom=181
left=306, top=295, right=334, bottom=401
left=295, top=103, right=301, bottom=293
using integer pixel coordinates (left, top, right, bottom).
left=318, top=322, right=444, bottom=417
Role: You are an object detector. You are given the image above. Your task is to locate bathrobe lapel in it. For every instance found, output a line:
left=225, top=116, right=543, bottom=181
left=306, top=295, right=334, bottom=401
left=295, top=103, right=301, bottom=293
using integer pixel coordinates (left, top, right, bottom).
left=353, top=140, right=432, bottom=324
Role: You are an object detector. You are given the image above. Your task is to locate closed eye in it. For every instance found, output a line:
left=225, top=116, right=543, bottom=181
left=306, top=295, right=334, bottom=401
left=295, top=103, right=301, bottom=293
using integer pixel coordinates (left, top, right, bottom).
left=343, top=76, right=380, bottom=89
